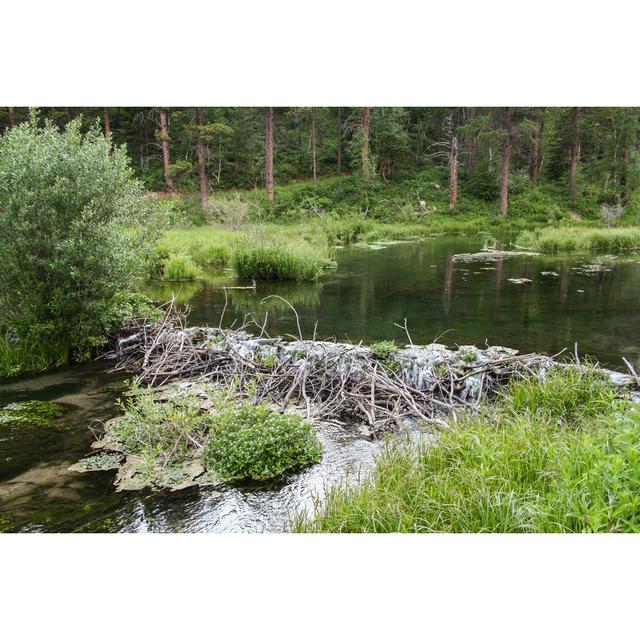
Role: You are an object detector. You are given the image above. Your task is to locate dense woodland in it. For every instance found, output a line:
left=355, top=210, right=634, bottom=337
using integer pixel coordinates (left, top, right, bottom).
left=2, top=107, right=640, bottom=218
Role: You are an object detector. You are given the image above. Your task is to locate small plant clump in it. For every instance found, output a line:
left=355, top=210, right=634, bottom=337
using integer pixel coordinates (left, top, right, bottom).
left=203, top=402, right=323, bottom=481
left=371, top=340, right=399, bottom=372
left=98, top=382, right=323, bottom=488
left=0, top=400, right=64, bottom=428
left=162, top=253, right=200, bottom=280
left=232, top=239, right=333, bottom=281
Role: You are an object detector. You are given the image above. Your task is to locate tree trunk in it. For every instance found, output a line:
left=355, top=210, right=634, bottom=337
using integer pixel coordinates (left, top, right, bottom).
left=450, top=135, right=459, bottom=210
left=195, top=107, right=209, bottom=209
left=159, top=110, right=176, bottom=193
left=362, top=107, right=371, bottom=181
left=311, top=109, right=317, bottom=188
left=103, top=107, right=111, bottom=138
left=569, top=107, right=582, bottom=203
left=530, top=116, right=542, bottom=186
left=336, top=107, right=342, bottom=172
left=265, top=107, right=274, bottom=203
left=499, top=107, right=512, bottom=218
left=8, top=107, right=16, bottom=127
left=447, top=114, right=458, bottom=210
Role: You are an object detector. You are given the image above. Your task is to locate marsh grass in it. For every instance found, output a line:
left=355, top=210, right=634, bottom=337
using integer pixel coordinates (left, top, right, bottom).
left=0, top=330, right=71, bottom=378
left=294, top=366, right=640, bottom=533
left=162, top=253, right=200, bottom=280
left=232, top=238, right=334, bottom=281
left=517, top=226, right=640, bottom=254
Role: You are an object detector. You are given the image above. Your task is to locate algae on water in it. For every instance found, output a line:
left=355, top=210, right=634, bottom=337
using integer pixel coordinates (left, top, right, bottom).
left=0, top=400, right=65, bottom=428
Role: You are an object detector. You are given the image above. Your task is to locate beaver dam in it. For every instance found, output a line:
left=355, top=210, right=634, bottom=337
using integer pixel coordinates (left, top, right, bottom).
left=68, top=304, right=639, bottom=493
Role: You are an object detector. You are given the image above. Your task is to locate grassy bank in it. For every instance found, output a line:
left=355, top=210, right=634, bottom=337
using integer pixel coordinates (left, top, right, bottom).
left=153, top=170, right=616, bottom=281
left=517, top=226, right=640, bottom=254
left=294, top=366, right=640, bottom=533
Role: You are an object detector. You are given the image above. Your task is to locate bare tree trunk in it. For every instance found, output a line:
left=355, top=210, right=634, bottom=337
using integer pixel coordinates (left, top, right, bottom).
left=265, top=107, right=274, bottom=203
left=159, top=109, right=176, bottom=193
left=499, top=107, right=512, bottom=218
left=362, top=107, right=371, bottom=181
left=8, top=107, right=16, bottom=127
left=447, top=114, right=458, bottom=209
left=311, top=108, right=317, bottom=188
left=103, top=107, right=111, bottom=138
left=450, top=135, right=459, bottom=210
left=569, top=107, right=582, bottom=203
left=336, top=107, right=342, bottom=172
left=530, top=116, right=542, bottom=186
left=195, top=107, right=209, bottom=209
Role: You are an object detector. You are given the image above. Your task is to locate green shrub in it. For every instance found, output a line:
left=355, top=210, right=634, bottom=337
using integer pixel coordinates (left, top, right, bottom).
left=371, top=340, right=399, bottom=360
left=0, top=111, right=156, bottom=371
left=204, top=402, right=323, bottom=481
left=163, top=253, right=200, bottom=280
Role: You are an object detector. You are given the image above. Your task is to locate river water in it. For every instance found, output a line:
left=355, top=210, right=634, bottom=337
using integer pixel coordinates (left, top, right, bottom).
left=2, top=234, right=639, bottom=532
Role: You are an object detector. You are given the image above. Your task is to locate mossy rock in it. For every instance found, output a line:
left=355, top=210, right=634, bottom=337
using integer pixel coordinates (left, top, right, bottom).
left=0, top=400, right=65, bottom=428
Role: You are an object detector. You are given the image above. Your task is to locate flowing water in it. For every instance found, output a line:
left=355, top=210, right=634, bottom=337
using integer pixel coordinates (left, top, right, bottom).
left=2, top=234, right=639, bottom=532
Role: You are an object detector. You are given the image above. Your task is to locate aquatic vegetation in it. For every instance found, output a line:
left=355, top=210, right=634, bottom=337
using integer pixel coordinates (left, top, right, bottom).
left=232, top=239, right=333, bottom=281
left=162, top=253, right=200, bottom=280
left=295, top=368, right=639, bottom=533
left=110, top=385, right=215, bottom=464
left=517, top=226, right=640, bottom=254
left=203, top=402, right=323, bottom=481
left=0, top=400, right=64, bottom=428
left=0, top=330, right=71, bottom=378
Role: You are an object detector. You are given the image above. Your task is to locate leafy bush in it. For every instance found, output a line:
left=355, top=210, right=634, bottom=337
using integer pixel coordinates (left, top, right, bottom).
left=371, top=340, right=399, bottom=360
left=203, top=402, right=323, bottom=481
left=163, top=254, right=200, bottom=280
left=0, top=112, right=156, bottom=370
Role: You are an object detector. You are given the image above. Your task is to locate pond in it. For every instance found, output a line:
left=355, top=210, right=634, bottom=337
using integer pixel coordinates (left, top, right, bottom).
left=2, top=234, right=639, bottom=532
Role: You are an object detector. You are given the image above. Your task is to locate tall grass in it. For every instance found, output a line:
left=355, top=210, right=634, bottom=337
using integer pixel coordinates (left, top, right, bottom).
left=162, top=253, right=200, bottom=280
left=0, top=330, right=70, bottom=378
left=232, top=238, right=333, bottom=281
left=295, top=366, right=640, bottom=533
left=517, top=226, right=640, bottom=254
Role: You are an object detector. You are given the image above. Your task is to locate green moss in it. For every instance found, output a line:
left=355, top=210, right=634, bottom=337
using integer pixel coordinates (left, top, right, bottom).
left=0, top=400, right=64, bottom=428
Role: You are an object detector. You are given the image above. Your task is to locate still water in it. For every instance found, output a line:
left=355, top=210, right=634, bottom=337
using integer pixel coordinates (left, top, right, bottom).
left=2, top=234, right=639, bottom=532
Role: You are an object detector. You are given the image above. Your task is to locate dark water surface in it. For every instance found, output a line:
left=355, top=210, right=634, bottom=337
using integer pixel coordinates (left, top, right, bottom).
left=2, top=234, right=639, bottom=532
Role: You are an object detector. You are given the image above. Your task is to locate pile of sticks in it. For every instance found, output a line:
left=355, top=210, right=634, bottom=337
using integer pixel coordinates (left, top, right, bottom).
left=111, top=302, right=555, bottom=431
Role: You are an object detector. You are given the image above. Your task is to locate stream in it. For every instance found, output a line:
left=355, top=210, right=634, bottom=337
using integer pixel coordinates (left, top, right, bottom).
left=2, top=233, right=639, bottom=532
